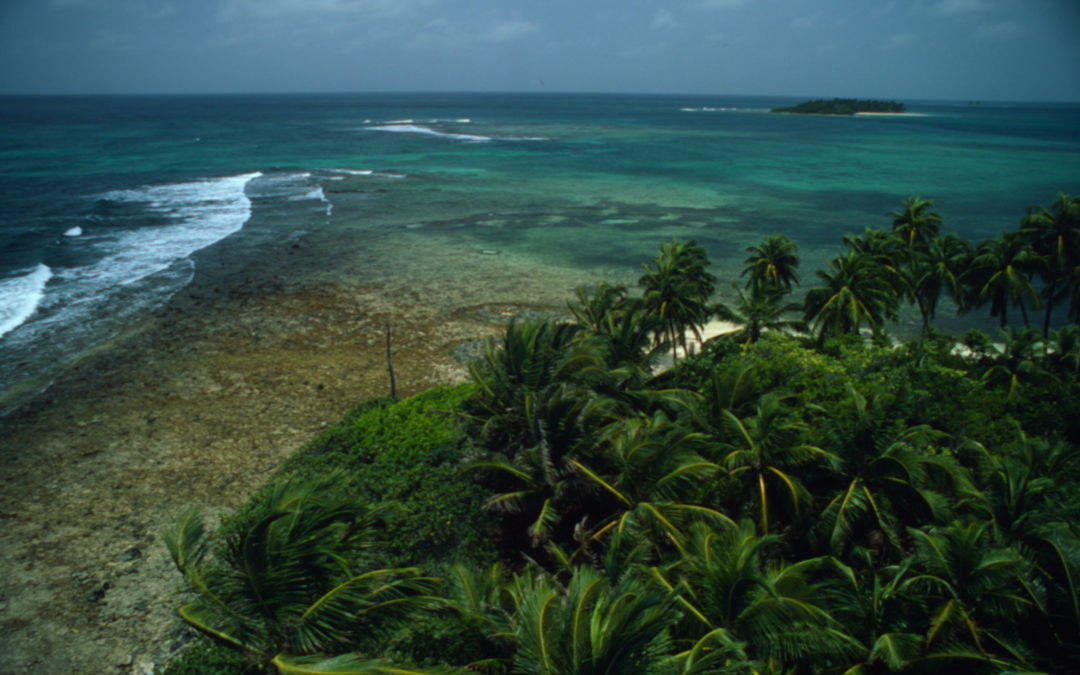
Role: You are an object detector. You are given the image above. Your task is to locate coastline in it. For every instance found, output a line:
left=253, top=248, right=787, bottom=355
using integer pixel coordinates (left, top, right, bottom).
left=0, top=223, right=605, bottom=673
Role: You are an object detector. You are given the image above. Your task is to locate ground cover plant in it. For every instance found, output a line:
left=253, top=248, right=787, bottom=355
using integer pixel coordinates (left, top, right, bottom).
left=164, top=193, right=1080, bottom=674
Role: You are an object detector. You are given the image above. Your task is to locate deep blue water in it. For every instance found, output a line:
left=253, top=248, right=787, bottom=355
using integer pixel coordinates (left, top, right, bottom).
left=1, top=92, right=1078, bottom=410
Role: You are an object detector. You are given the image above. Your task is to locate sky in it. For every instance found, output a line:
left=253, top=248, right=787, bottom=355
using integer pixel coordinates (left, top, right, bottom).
left=1, top=0, right=1078, bottom=101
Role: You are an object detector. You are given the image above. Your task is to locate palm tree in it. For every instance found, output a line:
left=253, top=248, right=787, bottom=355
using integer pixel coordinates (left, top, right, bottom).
left=568, top=282, right=628, bottom=336
left=639, top=239, right=717, bottom=362
left=568, top=283, right=666, bottom=377
left=466, top=382, right=619, bottom=551
left=822, top=552, right=927, bottom=674
left=741, top=234, right=800, bottom=292
left=907, top=521, right=1039, bottom=668
left=506, top=565, right=680, bottom=674
left=714, top=283, right=805, bottom=344
left=911, top=233, right=971, bottom=332
left=163, top=479, right=440, bottom=673
left=816, top=387, right=954, bottom=557
left=981, top=326, right=1053, bottom=399
left=567, top=412, right=731, bottom=558
left=965, top=232, right=1041, bottom=327
left=1048, top=325, right=1080, bottom=376
left=842, top=227, right=906, bottom=298
left=464, top=319, right=585, bottom=452
left=889, top=196, right=943, bottom=253
left=803, top=250, right=900, bottom=345
left=718, top=393, right=836, bottom=533
left=652, top=520, right=861, bottom=668
left=1021, top=192, right=1080, bottom=335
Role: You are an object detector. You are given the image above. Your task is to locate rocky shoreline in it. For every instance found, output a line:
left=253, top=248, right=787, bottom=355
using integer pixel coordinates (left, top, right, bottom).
left=0, top=226, right=597, bottom=673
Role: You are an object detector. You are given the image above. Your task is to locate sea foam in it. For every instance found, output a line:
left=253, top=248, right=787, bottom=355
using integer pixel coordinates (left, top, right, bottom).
left=0, top=264, right=53, bottom=339
left=366, top=124, right=493, bottom=142
left=84, top=172, right=261, bottom=290
left=326, top=168, right=406, bottom=179
left=292, top=186, right=332, bottom=216
left=365, top=124, right=547, bottom=143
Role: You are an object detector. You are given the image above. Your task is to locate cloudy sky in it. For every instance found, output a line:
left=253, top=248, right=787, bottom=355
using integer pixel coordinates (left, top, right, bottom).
left=1, top=0, right=1078, bottom=101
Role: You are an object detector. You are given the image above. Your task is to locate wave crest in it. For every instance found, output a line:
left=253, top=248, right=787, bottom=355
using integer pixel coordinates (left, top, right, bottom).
left=0, top=264, right=53, bottom=339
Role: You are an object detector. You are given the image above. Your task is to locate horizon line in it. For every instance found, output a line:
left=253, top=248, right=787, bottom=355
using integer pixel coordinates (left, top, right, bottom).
left=1, top=89, right=1078, bottom=105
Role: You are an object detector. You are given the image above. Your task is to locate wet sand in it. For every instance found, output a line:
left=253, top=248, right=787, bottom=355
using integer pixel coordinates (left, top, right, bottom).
left=0, top=221, right=610, bottom=673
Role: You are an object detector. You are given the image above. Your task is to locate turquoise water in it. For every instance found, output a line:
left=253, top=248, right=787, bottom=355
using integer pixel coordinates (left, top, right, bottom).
left=0, top=93, right=1078, bottom=409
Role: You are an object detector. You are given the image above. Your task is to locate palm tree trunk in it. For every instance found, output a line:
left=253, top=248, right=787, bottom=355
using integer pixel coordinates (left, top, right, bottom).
left=1020, top=298, right=1030, bottom=327
left=1043, top=283, right=1056, bottom=337
left=916, top=295, right=929, bottom=333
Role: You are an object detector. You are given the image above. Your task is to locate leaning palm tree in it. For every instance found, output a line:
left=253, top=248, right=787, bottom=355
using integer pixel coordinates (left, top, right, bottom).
left=803, top=250, right=900, bottom=345
left=1021, top=192, right=1080, bottom=335
left=163, top=479, right=442, bottom=674
left=639, top=239, right=717, bottom=362
left=741, top=234, right=800, bottom=292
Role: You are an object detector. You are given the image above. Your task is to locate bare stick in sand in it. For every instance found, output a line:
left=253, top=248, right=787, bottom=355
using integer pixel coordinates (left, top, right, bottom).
left=385, top=323, right=397, bottom=398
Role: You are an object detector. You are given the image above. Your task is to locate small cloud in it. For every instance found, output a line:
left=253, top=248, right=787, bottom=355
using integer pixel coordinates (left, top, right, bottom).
left=975, top=20, right=1023, bottom=40
left=650, top=9, right=682, bottom=30
left=485, top=20, right=539, bottom=43
left=889, top=33, right=916, bottom=48
left=933, top=0, right=993, bottom=15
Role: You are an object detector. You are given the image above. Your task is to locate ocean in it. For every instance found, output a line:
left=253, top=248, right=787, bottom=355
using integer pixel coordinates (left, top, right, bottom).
left=1, top=92, right=1078, bottom=413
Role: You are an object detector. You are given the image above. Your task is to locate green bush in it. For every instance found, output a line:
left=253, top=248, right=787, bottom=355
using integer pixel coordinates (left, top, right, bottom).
left=158, top=636, right=250, bottom=675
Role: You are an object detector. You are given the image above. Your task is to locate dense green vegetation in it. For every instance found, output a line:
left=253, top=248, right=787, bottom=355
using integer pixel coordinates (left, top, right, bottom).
left=163, top=193, right=1080, bottom=674
left=772, top=98, right=907, bottom=115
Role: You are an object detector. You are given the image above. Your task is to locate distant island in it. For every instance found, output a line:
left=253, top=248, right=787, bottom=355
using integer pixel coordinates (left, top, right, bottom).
left=772, top=98, right=907, bottom=115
